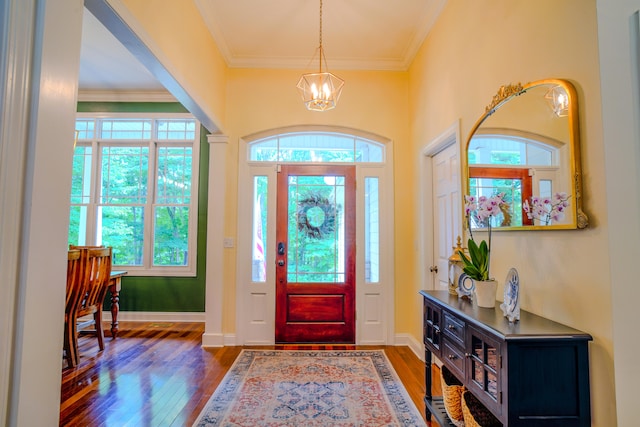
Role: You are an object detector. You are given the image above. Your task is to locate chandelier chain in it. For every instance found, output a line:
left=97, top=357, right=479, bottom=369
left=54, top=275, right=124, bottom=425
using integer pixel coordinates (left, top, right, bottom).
left=318, top=0, right=323, bottom=72
left=319, top=0, right=323, bottom=49
left=296, top=0, right=343, bottom=111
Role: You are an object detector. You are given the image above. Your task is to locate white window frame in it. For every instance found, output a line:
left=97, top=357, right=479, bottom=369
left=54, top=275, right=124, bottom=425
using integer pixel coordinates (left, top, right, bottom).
left=72, top=112, right=200, bottom=276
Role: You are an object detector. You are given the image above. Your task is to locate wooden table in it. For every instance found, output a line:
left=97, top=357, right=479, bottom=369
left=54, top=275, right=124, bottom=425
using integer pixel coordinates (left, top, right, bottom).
left=108, top=270, right=127, bottom=339
left=420, top=290, right=592, bottom=426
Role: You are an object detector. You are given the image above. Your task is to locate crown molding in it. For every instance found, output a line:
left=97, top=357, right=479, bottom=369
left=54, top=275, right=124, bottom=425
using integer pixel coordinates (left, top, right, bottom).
left=77, top=89, right=177, bottom=102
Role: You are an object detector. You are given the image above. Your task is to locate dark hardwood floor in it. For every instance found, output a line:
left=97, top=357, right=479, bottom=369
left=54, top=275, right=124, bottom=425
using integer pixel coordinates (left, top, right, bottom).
left=60, top=321, right=441, bottom=426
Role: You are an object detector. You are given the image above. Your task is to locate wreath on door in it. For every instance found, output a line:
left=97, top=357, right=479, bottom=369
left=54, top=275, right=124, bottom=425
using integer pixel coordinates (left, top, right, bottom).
left=297, top=192, right=336, bottom=239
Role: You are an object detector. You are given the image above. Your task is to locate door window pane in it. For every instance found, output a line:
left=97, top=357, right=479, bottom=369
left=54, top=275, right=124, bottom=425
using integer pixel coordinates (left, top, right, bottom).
left=539, top=179, right=552, bottom=198
left=287, top=175, right=345, bottom=283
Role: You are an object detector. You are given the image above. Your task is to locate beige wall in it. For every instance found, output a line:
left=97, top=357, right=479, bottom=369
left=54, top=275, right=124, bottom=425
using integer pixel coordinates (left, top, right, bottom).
left=118, top=0, right=228, bottom=132
left=224, top=68, right=413, bottom=333
left=409, top=0, right=613, bottom=425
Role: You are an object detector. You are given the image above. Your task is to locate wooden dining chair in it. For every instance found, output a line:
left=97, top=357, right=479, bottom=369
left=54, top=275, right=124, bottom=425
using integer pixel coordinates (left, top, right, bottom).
left=63, top=249, right=85, bottom=368
left=69, top=247, right=112, bottom=363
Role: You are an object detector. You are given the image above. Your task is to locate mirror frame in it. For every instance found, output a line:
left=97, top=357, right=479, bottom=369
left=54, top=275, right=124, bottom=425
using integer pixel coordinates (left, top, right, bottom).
left=462, top=78, right=588, bottom=230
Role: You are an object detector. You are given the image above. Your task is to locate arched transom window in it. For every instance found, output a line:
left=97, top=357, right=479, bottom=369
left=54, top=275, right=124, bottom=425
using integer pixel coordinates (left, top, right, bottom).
left=248, top=131, right=385, bottom=163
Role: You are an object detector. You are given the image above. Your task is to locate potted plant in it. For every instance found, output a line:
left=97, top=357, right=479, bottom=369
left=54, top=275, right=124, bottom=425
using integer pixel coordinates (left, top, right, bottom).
left=458, top=194, right=505, bottom=307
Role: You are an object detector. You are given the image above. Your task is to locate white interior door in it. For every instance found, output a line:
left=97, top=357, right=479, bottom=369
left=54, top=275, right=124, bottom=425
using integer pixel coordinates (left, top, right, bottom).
left=432, top=144, right=461, bottom=290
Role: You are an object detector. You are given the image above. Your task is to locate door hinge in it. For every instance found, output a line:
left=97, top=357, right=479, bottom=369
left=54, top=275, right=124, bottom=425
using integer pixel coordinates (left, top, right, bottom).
left=277, top=164, right=282, bottom=173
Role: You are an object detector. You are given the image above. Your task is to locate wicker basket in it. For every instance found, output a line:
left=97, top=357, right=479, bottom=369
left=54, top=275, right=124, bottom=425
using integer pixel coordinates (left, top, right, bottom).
left=461, top=390, right=502, bottom=427
left=440, top=365, right=465, bottom=427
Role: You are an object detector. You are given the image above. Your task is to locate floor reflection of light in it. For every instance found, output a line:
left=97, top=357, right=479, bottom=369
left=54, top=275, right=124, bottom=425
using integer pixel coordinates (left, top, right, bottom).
left=147, top=372, right=189, bottom=425
left=98, top=366, right=190, bottom=426
left=101, top=371, right=144, bottom=427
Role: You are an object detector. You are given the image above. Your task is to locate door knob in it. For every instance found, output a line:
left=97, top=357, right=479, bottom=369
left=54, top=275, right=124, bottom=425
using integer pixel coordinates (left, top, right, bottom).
left=430, top=266, right=438, bottom=273
left=278, top=260, right=285, bottom=267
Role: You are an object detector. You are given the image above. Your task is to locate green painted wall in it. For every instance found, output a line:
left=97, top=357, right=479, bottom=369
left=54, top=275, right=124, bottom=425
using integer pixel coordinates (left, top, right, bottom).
left=78, top=102, right=209, bottom=312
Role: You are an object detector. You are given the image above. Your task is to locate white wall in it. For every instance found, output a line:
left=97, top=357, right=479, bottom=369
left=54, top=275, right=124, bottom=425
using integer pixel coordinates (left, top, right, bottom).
left=597, top=1, right=640, bottom=425
left=0, top=0, right=83, bottom=425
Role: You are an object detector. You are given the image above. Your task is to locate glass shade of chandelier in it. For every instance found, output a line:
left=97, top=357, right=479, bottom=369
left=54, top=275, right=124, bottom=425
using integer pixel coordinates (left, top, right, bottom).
left=296, top=0, right=344, bottom=112
left=544, top=85, right=569, bottom=117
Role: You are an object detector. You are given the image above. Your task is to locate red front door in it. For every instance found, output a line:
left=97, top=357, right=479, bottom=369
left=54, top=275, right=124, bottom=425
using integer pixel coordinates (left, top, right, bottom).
left=275, top=165, right=356, bottom=343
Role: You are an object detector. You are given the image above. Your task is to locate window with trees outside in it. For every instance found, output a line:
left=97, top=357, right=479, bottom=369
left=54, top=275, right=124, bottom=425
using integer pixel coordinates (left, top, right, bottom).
left=69, top=114, right=200, bottom=276
left=467, top=134, right=558, bottom=227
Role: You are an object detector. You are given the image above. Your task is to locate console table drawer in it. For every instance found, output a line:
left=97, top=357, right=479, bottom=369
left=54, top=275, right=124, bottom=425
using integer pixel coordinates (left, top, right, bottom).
left=443, top=311, right=465, bottom=345
left=441, top=337, right=465, bottom=379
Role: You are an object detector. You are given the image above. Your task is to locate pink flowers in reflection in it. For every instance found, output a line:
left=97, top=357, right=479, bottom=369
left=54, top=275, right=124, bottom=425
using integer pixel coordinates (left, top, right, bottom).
left=523, top=192, right=570, bottom=225
left=465, top=194, right=505, bottom=227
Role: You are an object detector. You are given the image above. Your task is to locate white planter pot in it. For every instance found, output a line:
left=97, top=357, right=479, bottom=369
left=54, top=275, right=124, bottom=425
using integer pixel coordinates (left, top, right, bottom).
left=474, top=279, right=497, bottom=308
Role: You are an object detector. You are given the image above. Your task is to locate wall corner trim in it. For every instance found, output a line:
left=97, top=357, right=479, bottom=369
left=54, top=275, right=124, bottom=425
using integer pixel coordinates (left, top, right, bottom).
left=207, top=134, right=229, bottom=144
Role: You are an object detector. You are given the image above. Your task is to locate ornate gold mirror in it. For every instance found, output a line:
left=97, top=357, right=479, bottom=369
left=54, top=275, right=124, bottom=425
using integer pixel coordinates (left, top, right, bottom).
left=462, top=79, right=588, bottom=230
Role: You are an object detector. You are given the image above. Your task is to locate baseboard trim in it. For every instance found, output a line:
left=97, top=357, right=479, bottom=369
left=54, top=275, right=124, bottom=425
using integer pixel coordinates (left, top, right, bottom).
left=100, top=314, right=425, bottom=360
left=223, top=334, right=237, bottom=346
left=102, top=311, right=206, bottom=323
left=201, top=332, right=224, bottom=347
left=394, top=333, right=425, bottom=362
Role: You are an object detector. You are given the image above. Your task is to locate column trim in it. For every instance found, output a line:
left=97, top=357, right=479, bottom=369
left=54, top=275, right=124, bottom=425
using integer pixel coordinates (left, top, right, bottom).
left=203, top=133, right=228, bottom=347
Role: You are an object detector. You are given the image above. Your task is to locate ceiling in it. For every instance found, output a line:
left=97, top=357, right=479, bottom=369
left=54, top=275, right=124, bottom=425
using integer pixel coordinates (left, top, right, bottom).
left=78, top=0, right=446, bottom=92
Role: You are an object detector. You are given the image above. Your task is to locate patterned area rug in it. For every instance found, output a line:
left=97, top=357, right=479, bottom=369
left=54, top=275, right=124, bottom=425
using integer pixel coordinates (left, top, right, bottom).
left=193, top=350, right=426, bottom=426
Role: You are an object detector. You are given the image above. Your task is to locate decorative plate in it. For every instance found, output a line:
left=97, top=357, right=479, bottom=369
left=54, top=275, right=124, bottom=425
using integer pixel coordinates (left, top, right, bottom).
left=457, top=273, right=475, bottom=298
left=500, top=268, right=520, bottom=322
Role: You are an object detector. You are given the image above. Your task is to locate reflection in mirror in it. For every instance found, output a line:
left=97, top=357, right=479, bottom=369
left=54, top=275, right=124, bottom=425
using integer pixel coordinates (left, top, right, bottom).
left=463, top=79, right=588, bottom=230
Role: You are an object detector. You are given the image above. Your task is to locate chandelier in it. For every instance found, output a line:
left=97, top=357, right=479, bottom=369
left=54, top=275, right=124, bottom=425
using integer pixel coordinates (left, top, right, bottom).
left=544, top=85, right=569, bottom=117
left=296, top=0, right=344, bottom=111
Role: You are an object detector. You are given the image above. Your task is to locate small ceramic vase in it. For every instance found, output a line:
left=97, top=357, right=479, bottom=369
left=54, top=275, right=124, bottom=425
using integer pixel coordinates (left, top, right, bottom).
left=474, top=279, right=497, bottom=308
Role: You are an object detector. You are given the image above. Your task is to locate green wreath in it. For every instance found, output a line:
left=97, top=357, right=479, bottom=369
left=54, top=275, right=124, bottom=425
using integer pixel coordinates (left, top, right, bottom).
left=297, top=192, right=336, bottom=239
